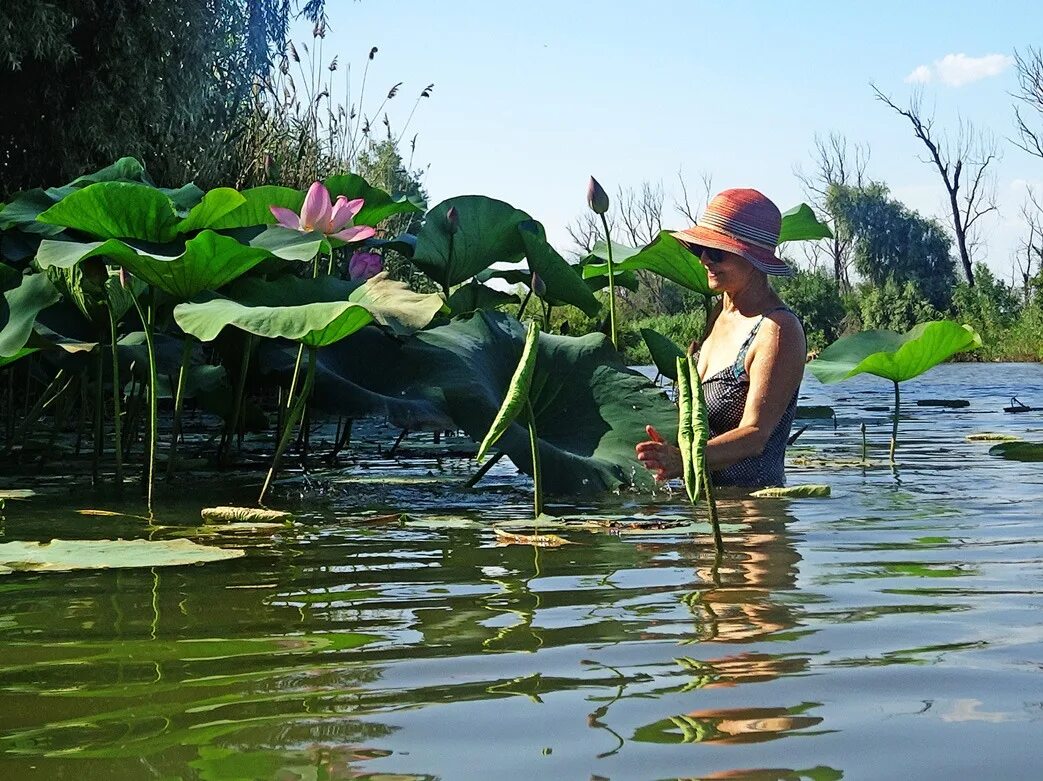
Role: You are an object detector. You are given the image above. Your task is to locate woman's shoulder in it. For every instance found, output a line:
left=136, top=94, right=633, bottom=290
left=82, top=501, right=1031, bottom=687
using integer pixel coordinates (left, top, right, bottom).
left=754, top=305, right=807, bottom=355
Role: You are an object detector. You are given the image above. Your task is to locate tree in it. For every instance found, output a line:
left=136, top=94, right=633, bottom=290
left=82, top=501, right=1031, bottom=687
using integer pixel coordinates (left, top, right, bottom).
left=829, top=182, right=957, bottom=311
left=872, top=86, right=999, bottom=286
left=772, top=268, right=846, bottom=351
left=0, top=1, right=325, bottom=194
left=794, top=133, right=870, bottom=292
left=1013, top=47, right=1043, bottom=160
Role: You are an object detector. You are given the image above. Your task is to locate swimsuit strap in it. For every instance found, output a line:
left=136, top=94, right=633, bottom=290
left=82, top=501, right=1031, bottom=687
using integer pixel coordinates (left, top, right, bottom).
left=731, top=306, right=794, bottom=378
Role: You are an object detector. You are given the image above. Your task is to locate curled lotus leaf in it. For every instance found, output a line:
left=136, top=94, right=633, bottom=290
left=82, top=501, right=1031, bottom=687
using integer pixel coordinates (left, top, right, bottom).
left=0, top=538, right=244, bottom=573
left=808, top=320, right=982, bottom=385
left=0, top=273, right=61, bottom=357
left=750, top=484, right=831, bottom=498
left=200, top=506, right=293, bottom=523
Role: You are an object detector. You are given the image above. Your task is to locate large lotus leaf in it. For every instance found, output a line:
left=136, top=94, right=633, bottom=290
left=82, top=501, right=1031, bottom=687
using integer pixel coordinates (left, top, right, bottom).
left=447, top=280, right=518, bottom=317
left=325, top=174, right=425, bottom=226
left=397, top=311, right=677, bottom=495
left=37, top=181, right=182, bottom=243
left=246, top=226, right=326, bottom=261
left=176, top=188, right=247, bottom=234
left=0, top=347, right=36, bottom=368
left=641, top=328, right=686, bottom=380
left=412, top=196, right=530, bottom=290
left=173, top=275, right=407, bottom=347
left=808, top=320, right=982, bottom=384
left=584, top=231, right=712, bottom=296
left=206, top=185, right=303, bottom=229
left=0, top=263, right=21, bottom=291
left=778, top=203, right=834, bottom=243
left=257, top=333, right=455, bottom=430
left=517, top=221, right=601, bottom=317
left=36, top=231, right=272, bottom=300
left=0, top=189, right=66, bottom=236
left=0, top=538, right=244, bottom=573
left=0, top=273, right=61, bottom=357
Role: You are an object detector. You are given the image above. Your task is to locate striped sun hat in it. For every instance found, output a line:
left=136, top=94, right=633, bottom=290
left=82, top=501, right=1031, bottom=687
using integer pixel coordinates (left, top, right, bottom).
left=670, top=188, right=793, bottom=276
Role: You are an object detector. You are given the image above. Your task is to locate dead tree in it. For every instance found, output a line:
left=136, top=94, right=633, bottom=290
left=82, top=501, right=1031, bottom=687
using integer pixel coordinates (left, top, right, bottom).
left=873, top=85, right=999, bottom=286
left=794, top=133, right=870, bottom=291
left=1013, top=47, right=1043, bottom=160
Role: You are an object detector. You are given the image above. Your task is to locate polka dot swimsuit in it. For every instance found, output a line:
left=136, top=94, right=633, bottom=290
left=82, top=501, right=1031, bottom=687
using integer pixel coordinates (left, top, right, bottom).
left=701, top=307, right=798, bottom=487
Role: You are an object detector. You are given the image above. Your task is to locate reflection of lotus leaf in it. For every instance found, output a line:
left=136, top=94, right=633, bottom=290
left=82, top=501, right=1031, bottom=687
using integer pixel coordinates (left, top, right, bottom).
left=0, top=538, right=244, bottom=573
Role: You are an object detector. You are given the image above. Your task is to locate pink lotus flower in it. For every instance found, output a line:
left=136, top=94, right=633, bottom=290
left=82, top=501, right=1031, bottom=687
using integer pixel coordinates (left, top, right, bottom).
left=348, top=251, right=383, bottom=281
left=270, top=181, right=377, bottom=243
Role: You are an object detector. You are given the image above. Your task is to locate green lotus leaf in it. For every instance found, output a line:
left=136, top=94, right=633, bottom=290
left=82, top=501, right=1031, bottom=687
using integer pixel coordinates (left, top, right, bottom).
left=0, top=347, right=36, bottom=367
left=246, top=226, right=326, bottom=261
left=174, top=289, right=373, bottom=348
left=641, top=328, right=687, bottom=380
left=324, top=173, right=425, bottom=226
left=37, top=231, right=272, bottom=300
left=517, top=220, right=601, bottom=317
left=37, top=181, right=181, bottom=243
left=412, top=196, right=530, bottom=290
left=200, top=506, right=293, bottom=523
left=0, top=189, right=66, bottom=235
left=0, top=538, right=244, bottom=573
left=0, top=273, right=61, bottom=357
left=397, top=311, right=678, bottom=494
left=808, top=320, right=982, bottom=384
left=176, top=187, right=247, bottom=233
left=988, top=442, right=1043, bottom=461
left=584, top=231, right=712, bottom=296
left=447, top=280, right=518, bottom=317
left=205, top=185, right=303, bottom=230
left=750, top=484, right=831, bottom=498
left=345, top=272, right=446, bottom=335
left=778, top=203, right=834, bottom=243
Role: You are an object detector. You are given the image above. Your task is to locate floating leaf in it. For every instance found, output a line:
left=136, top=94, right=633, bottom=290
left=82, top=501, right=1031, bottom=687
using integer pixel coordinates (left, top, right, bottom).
left=988, top=442, right=1043, bottom=462
left=493, top=528, right=573, bottom=547
left=795, top=405, right=836, bottom=420
left=200, top=506, right=293, bottom=523
left=751, top=484, right=831, bottom=498
left=966, top=433, right=1020, bottom=442
left=0, top=489, right=35, bottom=500
left=0, top=538, right=244, bottom=573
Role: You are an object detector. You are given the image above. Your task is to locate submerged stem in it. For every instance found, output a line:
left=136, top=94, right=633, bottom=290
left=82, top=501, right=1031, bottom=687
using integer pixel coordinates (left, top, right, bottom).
left=598, top=213, right=618, bottom=350
left=131, top=292, right=158, bottom=513
left=703, top=463, right=722, bottom=554
left=109, top=307, right=124, bottom=489
left=890, top=380, right=900, bottom=463
left=166, top=338, right=193, bottom=479
left=259, top=345, right=317, bottom=504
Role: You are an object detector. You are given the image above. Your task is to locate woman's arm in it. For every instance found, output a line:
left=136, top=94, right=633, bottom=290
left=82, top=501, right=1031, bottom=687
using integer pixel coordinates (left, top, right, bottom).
left=635, top=311, right=805, bottom=480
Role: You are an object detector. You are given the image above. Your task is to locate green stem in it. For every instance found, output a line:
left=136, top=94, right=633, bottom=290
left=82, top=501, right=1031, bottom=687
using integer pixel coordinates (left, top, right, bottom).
left=467, top=450, right=506, bottom=489
left=221, top=333, right=254, bottom=464
left=166, top=338, right=193, bottom=479
left=702, top=463, right=722, bottom=554
left=259, top=345, right=316, bottom=505
left=889, top=380, right=900, bottom=463
left=516, top=288, right=533, bottom=319
left=109, top=307, right=124, bottom=490
left=526, top=400, right=543, bottom=519
left=93, top=348, right=103, bottom=485
left=598, top=213, right=618, bottom=350
left=860, top=422, right=867, bottom=464
left=131, top=292, right=158, bottom=513
left=285, top=344, right=305, bottom=411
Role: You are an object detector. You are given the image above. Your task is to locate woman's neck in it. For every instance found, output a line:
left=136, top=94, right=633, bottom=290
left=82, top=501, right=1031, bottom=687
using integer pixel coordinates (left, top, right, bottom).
left=721, top=277, right=776, bottom=317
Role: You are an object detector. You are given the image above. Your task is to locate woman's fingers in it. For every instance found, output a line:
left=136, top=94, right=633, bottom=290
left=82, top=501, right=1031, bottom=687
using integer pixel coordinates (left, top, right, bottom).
left=646, top=425, right=665, bottom=443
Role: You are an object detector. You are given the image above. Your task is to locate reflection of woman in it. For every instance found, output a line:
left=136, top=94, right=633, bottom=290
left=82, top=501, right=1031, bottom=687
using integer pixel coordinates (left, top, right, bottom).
left=636, top=189, right=806, bottom=488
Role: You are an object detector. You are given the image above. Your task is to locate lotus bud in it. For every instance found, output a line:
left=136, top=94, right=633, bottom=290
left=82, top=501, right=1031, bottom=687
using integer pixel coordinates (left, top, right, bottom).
left=531, top=272, right=546, bottom=298
left=446, top=206, right=460, bottom=235
left=587, top=176, right=609, bottom=215
left=348, top=251, right=383, bottom=281
left=119, top=267, right=131, bottom=289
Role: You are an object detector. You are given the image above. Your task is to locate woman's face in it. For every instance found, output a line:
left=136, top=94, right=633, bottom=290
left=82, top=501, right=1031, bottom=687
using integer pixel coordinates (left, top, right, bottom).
left=696, top=247, right=759, bottom=293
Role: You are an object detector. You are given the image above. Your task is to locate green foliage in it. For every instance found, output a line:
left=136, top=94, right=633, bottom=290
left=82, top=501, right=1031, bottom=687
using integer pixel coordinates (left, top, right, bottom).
left=621, top=311, right=706, bottom=366
left=829, top=183, right=956, bottom=311
left=772, top=268, right=846, bottom=351
left=950, top=263, right=1022, bottom=351
left=857, top=277, right=941, bottom=333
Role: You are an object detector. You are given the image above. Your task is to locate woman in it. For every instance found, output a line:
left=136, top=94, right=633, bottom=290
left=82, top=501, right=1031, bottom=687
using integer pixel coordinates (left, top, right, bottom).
left=635, top=188, right=806, bottom=488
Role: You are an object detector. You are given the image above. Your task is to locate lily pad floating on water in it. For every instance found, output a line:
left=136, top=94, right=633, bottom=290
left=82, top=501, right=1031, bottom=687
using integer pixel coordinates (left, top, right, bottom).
left=795, top=405, right=836, bottom=420
left=750, top=484, right=831, bottom=498
left=0, top=538, right=244, bottom=574
left=0, top=489, right=36, bottom=500
left=493, top=528, right=574, bottom=547
left=916, top=399, right=970, bottom=408
left=988, top=442, right=1043, bottom=462
left=966, top=432, right=1021, bottom=442
left=200, top=506, right=293, bottom=524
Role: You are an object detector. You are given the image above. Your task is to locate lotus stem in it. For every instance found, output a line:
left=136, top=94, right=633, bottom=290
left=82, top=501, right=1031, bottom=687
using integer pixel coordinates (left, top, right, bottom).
left=598, top=213, right=618, bottom=350
left=860, top=422, right=867, bottom=463
left=166, top=338, right=193, bottom=479
left=259, top=345, right=316, bottom=505
left=93, top=348, right=103, bottom=485
left=702, top=463, right=722, bottom=554
left=109, top=306, right=124, bottom=489
left=220, top=334, right=254, bottom=464
left=285, top=343, right=305, bottom=410
left=889, top=380, right=900, bottom=463
left=131, top=292, right=158, bottom=513
left=467, top=450, right=506, bottom=489
left=526, top=400, right=543, bottom=519
left=516, top=288, right=533, bottom=319
left=19, top=368, right=66, bottom=444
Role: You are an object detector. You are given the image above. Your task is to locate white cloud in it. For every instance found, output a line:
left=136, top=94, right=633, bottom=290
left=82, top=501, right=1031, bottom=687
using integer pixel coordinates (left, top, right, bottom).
left=904, top=53, right=1013, bottom=87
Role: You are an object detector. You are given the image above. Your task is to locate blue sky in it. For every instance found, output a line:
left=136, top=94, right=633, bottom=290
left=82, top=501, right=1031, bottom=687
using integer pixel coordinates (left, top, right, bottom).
left=310, top=1, right=1041, bottom=281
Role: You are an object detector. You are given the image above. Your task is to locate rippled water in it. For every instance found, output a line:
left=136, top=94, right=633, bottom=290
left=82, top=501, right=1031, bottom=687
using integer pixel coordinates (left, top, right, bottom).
left=2, top=363, right=1042, bottom=780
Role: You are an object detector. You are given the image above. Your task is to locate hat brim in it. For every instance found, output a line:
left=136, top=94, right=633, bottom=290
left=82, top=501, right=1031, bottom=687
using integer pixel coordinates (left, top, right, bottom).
left=670, top=226, right=793, bottom=276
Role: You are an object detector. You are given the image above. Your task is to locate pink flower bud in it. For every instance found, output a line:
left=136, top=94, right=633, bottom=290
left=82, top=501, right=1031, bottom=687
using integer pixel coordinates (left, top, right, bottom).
left=587, top=176, right=609, bottom=215
left=348, top=251, right=383, bottom=281
left=531, top=272, right=546, bottom=298
left=446, top=206, right=460, bottom=235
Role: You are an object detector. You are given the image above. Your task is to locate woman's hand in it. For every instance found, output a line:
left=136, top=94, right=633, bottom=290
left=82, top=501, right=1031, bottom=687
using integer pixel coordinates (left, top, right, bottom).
left=635, top=425, right=682, bottom=482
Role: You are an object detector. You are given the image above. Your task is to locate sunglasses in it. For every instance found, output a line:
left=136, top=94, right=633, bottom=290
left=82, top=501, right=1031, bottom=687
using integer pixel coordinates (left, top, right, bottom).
left=686, top=244, right=726, bottom=264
